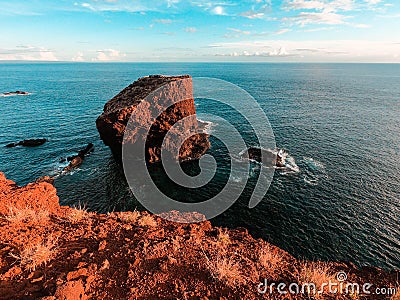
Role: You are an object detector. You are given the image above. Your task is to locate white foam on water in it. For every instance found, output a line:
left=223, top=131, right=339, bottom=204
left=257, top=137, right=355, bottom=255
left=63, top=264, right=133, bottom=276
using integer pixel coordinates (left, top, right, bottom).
left=284, top=155, right=300, bottom=173
left=303, top=175, right=319, bottom=186
left=303, top=157, right=325, bottom=169
left=0, top=92, right=31, bottom=97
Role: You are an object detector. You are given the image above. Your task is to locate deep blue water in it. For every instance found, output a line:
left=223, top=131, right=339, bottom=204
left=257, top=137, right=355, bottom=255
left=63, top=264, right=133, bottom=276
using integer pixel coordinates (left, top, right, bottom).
left=0, top=62, right=399, bottom=270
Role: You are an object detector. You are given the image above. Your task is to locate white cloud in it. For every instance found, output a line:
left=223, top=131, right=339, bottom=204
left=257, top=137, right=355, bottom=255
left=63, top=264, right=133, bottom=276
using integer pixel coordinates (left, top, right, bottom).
left=92, top=49, right=126, bottom=61
left=72, top=52, right=84, bottom=62
left=212, top=6, right=226, bottom=15
left=166, top=0, right=180, bottom=8
left=185, top=27, right=198, bottom=33
left=353, top=23, right=371, bottom=28
left=240, top=10, right=265, bottom=19
left=0, top=46, right=58, bottom=61
left=364, top=0, right=382, bottom=4
left=215, top=47, right=290, bottom=57
left=229, top=28, right=251, bottom=34
left=275, top=28, right=292, bottom=35
left=283, top=0, right=326, bottom=11
left=283, top=0, right=354, bottom=12
left=209, top=39, right=400, bottom=61
left=269, top=47, right=289, bottom=56
left=301, top=26, right=334, bottom=32
left=154, top=19, right=176, bottom=24
left=283, top=11, right=348, bottom=26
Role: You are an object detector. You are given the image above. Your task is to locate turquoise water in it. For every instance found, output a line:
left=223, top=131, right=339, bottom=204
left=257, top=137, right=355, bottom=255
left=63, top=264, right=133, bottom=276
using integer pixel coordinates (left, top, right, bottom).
left=0, top=63, right=399, bottom=270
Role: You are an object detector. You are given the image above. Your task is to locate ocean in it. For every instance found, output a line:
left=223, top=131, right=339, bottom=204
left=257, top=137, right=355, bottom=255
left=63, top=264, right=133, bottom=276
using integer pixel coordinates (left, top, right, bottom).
left=0, top=62, right=399, bottom=270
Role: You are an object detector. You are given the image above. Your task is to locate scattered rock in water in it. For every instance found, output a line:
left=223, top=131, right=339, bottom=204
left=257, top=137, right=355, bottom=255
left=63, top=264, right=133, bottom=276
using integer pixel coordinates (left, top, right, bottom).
left=1, top=91, right=30, bottom=96
left=62, top=143, right=94, bottom=172
left=35, top=175, right=55, bottom=185
left=245, top=147, right=288, bottom=168
left=5, top=138, right=47, bottom=148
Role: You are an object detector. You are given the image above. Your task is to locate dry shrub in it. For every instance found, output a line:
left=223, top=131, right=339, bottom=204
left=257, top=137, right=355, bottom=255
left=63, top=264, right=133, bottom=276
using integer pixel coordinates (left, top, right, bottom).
left=138, top=215, right=157, bottom=227
left=217, top=228, right=230, bottom=246
left=391, top=286, right=400, bottom=300
left=259, top=245, right=283, bottom=280
left=298, top=261, right=338, bottom=297
left=120, top=210, right=140, bottom=224
left=171, top=236, right=182, bottom=253
left=66, top=203, right=89, bottom=223
left=11, top=236, right=58, bottom=271
left=3, top=205, right=49, bottom=224
left=205, top=254, right=244, bottom=288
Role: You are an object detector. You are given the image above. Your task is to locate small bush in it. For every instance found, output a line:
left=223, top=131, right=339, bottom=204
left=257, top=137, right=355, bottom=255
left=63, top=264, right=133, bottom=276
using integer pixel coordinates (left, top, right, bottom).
left=3, top=206, right=49, bottom=224
left=298, top=261, right=338, bottom=297
left=259, top=245, right=283, bottom=280
left=138, top=215, right=157, bottom=227
left=205, top=255, right=244, bottom=288
left=11, top=236, right=57, bottom=272
left=65, top=203, right=89, bottom=223
left=217, top=228, right=230, bottom=246
left=120, top=210, right=140, bottom=224
left=391, top=286, right=400, bottom=300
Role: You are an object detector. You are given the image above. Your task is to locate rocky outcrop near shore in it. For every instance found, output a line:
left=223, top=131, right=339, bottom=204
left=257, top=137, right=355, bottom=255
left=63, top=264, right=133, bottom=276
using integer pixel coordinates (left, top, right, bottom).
left=0, top=172, right=58, bottom=214
left=96, top=75, right=210, bottom=163
left=0, top=172, right=399, bottom=299
left=0, top=91, right=29, bottom=97
left=5, top=139, right=47, bottom=148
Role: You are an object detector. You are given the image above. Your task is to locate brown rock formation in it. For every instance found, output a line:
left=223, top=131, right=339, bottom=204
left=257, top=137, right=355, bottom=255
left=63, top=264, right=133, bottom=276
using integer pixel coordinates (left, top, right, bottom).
left=0, top=172, right=59, bottom=215
left=96, top=75, right=210, bottom=163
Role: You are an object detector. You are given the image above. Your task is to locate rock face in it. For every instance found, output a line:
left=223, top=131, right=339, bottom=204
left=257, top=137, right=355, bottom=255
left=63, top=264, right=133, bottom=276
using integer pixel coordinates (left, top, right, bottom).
left=96, top=75, right=210, bottom=163
left=0, top=172, right=59, bottom=215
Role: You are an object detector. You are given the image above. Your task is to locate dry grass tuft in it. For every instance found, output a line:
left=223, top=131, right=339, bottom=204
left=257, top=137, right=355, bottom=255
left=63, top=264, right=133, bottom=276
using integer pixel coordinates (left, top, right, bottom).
left=3, top=206, right=49, bottom=224
left=391, top=286, right=400, bottom=300
left=138, top=214, right=157, bottom=227
left=11, top=236, right=58, bottom=272
left=259, top=245, right=283, bottom=280
left=217, top=228, right=230, bottom=246
left=120, top=210, right=140, bottom=224
left=298, top=261, right=338, bottom=297
left=65, top=203, right=89, bottom=223
left=205, top=254, right=244, bottom=288
left=171, top=236, right=182, bottom=253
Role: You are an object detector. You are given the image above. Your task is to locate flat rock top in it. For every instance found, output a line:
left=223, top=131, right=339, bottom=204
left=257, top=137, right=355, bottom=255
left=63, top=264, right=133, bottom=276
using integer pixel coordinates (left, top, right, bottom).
left=103, top=75, right=191, bottom=114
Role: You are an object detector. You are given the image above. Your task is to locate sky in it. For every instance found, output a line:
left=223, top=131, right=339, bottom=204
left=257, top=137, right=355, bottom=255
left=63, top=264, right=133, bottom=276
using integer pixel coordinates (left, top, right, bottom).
left=0, top=0, right=399, bottom=62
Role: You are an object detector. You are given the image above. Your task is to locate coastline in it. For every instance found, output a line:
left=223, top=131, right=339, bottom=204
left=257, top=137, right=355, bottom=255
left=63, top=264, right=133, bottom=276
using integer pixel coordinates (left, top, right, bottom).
left=0, top=172, right=398, bottom=299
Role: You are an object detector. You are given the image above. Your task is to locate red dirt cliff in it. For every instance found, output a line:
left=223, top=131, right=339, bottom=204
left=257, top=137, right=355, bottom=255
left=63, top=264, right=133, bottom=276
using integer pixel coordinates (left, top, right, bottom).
left=0, top=173, right=398, bottom=299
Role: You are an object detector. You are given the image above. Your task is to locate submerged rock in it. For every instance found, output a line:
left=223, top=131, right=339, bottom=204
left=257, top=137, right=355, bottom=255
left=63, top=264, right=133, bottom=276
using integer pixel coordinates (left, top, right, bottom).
left=1, top=91, right=29, bottom=96
left=35, top=175, right=55, bottom=185
left=245, top=147, right=288, bottom=168
left=96, top=75, right=210, bottom=163
left=62, top=143, right=94, bottom=172
left=5, top=138, right=47, bottom=148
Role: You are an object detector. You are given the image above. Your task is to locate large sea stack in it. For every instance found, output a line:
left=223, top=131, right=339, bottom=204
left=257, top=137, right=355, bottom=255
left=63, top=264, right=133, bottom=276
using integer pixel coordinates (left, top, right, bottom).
left=96, top=75, right=210, bottom=163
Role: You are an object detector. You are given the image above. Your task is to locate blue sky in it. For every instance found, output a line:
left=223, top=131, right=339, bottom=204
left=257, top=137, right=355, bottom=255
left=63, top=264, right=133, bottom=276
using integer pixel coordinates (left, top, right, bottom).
left=0, top=0, right=399, bottom=62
